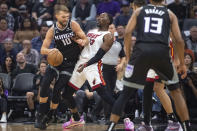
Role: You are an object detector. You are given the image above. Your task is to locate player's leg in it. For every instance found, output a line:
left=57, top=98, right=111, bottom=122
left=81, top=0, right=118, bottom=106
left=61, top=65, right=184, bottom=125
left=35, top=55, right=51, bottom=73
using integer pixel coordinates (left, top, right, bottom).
left=40, top=74, right=71, bottom=129
left=142, top=80, right=154, bottom=126
left=35, top=66, right=57, bottom=128
left=168, top=84, right=191, bottom=131
left=85, top=61, right=115, bottom=106
left=61, top=85, right=85, bottom=129
left=153, top=82, right=178, bottom=123
left=142, top=69, right=155, bottom=127
left=62, top=67, right=86, bottom=129
left=107, top=45, right=151, bottom=131
left=153, top=52, right=191, bottom=131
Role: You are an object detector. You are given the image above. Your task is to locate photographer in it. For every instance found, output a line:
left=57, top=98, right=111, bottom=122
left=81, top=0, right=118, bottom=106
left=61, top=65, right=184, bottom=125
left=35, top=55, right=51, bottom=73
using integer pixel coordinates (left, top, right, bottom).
left=180, top=49, right=197, bottom=119
left=0, top=77, right=8, bottom=123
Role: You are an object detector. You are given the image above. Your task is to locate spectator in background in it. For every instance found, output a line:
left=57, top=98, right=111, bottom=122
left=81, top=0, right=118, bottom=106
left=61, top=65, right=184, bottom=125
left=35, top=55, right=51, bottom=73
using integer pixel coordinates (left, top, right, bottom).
left=31, top=23, right=54, bottom=55
left=0, top=38, right=17, bottom=66
left=71, top=0, right=97, bottom=33
left=20, top=40, right=40, bottom=67
left=114, top=2, right=131, bottom=27
left=97, top=0, right=120, bottom=18
left=116, top=25, right=125, bottom=44
left=167, top=0, right=187, bottom=20
left=14, top=4, right=31, bottom=31
left=0, top=3, right=15, bottom=30
left=26, top=60, right=47, bottom=121
left=0, top=77, right=8, bottom=123
left=180, top=49, right=197, bottom=120
left=9, top=0, right=30, bottom=19
left=1, top=55, right=16, bottom=75
left=190, top=5, right=197, bottom=19
left=54, top=0, right=73, bottom=12
left=0, top=0, right=10, bottom=5
left=185, top=49, right=195, bottom=72
left=13, top=17, right=39, bottom=44
left=11, top=52, right=37, bottom=80
left=0, top=17, right=14, bottom=44
left=185, top=26, right=197, bottom=61
left=167, top=0, right=186, bottom=29
left=32, top=0, right=54, bottom=25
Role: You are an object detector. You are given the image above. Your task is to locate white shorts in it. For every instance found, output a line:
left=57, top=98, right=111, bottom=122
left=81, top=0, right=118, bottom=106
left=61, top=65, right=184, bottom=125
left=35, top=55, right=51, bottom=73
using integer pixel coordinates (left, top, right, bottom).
left=146, top=69, right=159, bottom=79
left=69, top=59, right=105, bottom=90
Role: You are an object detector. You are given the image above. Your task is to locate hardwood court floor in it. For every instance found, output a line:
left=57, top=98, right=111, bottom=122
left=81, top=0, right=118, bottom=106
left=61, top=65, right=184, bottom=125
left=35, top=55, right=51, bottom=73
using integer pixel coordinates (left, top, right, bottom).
left=0, top=123, right=168, bottom=131
left=1, top=123, right=197, bottom=131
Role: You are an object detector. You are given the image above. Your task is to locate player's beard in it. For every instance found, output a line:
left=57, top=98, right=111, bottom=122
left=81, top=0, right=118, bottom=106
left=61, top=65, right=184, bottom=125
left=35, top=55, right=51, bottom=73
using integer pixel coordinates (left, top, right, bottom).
left=59, top=21, right=67, bottom=27
left=97, top=21, right=101, bottom=28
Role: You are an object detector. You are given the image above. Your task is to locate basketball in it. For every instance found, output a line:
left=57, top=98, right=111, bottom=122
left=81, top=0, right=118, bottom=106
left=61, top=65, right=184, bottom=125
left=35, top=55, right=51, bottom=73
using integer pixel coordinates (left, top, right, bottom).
left=47, top=49, right=63, bottom=66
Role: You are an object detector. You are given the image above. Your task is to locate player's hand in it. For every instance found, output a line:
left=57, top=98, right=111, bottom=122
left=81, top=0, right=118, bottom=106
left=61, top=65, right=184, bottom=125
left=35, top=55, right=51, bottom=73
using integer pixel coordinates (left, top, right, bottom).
left=22, top=48, right=28, bottom=54
left=177, top=64, right=187, bottom=79
left=77, top=63, right=87, bottom=73
left=75, top=39, right=86, bottom=46
left=48, top=48, right=58, bottom=55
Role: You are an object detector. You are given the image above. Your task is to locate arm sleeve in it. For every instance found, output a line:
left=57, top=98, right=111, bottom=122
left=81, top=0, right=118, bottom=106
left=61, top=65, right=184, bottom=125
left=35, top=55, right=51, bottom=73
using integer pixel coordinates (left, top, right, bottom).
left=86, top=48, right=106, bottom=66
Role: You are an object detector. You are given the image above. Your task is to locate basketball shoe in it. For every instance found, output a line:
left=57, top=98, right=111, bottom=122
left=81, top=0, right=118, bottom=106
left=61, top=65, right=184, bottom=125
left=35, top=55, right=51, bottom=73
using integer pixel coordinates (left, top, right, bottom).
left=124, top=118, right=134, bottom=131
left=136, top=122, right=154, bottom=131
left=165, top=121, right=183, bottom=131
left=62, top=115, right=85, bottom=129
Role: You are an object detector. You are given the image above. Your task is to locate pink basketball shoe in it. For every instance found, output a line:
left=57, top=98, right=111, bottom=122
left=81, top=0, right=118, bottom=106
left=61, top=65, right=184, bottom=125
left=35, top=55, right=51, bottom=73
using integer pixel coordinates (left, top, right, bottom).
left=62, top=116, right=85, bottom=129
left=124, top=118, right=134, bottom=131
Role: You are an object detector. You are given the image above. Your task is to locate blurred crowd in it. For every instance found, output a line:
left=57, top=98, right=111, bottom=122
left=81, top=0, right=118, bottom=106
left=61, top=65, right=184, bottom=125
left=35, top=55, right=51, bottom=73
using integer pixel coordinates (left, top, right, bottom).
left=0, top=0, right=196, bottom=125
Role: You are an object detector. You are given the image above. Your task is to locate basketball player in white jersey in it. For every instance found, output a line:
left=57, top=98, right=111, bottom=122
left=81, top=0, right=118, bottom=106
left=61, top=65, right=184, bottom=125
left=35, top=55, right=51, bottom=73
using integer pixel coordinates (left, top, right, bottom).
left=62, top=12, right=116, bottom=129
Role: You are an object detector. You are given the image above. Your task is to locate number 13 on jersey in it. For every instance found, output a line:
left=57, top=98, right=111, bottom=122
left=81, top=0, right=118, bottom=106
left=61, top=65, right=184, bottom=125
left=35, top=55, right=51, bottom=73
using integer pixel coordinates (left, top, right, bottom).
left=144, top=17, right=163, bottom=34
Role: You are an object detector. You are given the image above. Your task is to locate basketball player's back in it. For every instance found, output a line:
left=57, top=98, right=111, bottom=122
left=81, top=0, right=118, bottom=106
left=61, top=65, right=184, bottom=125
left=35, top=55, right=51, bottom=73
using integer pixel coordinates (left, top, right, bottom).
left=136, top=4, right=170, bottom=46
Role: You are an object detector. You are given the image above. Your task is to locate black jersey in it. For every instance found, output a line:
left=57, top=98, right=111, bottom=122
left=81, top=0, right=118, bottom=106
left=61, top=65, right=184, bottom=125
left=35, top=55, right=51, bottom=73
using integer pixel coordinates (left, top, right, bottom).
left=53, top=19, right=81, bottom=69
left=136, top=5, right=170, bottom=45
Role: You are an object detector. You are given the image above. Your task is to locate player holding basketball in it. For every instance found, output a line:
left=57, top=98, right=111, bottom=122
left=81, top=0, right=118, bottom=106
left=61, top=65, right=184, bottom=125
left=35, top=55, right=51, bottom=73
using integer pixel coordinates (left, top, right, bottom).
left=107, top=0, right=191, bottom=130
left=34, top=5, right=89, bottom=130
left=61, top=12, right=116, bottom=129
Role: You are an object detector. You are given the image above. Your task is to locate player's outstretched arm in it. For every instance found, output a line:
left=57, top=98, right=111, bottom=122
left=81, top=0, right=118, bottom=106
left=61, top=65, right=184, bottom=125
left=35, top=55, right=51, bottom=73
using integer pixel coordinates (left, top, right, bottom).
left=169, top=10, right=186, bottom=79
left=41, top=26, right=55, bottom=55
left=77, top=33, right=114, bottom=73
left=124, top=8, right=140, bottom=63
left=71, top=21, right=89, bottom=46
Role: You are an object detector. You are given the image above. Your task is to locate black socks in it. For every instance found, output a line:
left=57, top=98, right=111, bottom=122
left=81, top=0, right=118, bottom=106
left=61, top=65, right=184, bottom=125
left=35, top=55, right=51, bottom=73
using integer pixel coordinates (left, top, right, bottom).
left=39, top=103, right=48, bottom=115
left=167, top=113, right=178, bottom=122
left=182, top=120, right=191, bottom=131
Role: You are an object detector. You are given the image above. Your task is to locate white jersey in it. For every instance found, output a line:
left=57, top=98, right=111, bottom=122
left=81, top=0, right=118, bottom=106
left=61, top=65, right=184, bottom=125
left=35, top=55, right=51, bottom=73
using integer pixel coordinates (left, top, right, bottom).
left=80, top=29, right=110, bottom=61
